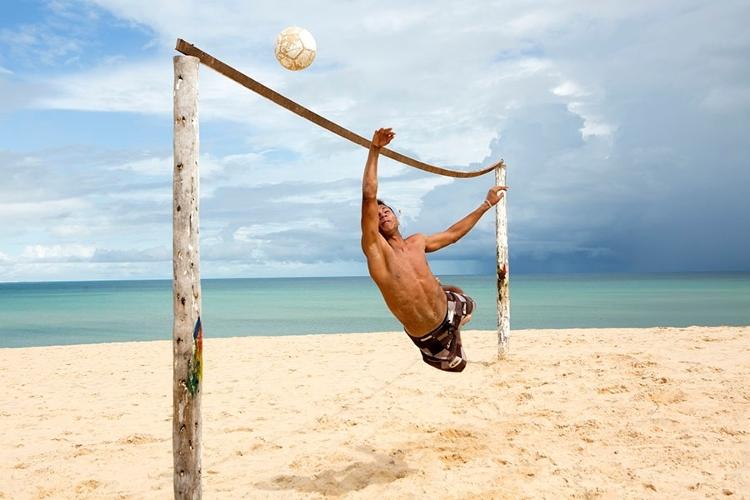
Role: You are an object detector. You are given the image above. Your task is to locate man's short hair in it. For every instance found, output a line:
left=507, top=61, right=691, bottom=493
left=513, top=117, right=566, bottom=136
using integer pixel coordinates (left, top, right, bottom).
left=376, top=199, right=396, bottom=214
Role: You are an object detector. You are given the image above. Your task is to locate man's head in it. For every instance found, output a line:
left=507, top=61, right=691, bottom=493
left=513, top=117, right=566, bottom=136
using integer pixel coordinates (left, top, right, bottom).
left=377, top=199, right=400, bottom=237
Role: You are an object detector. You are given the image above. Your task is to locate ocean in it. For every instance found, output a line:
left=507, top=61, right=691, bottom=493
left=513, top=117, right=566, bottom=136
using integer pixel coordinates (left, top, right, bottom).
left=1, top=273, right=749, bottom=348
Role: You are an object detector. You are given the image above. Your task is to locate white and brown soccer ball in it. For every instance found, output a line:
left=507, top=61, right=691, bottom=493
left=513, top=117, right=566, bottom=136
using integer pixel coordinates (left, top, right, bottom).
left=274, top=26, right=317, bottom=71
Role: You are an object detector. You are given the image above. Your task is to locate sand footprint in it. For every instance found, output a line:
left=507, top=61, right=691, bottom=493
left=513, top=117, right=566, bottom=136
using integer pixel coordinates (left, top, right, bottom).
left=75, top=479, right=102, bottom=495
left=116, top=433, right=163, bottom=445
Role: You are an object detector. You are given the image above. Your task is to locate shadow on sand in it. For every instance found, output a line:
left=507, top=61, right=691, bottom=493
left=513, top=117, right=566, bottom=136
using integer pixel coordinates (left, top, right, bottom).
left=254, top=447, right=416, bottom=496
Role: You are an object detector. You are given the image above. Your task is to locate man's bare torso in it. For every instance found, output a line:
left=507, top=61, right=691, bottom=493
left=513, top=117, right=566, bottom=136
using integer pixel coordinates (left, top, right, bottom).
left=366, top=234, right=447, bottom=336
left=360, top=127, right=505, bottom=339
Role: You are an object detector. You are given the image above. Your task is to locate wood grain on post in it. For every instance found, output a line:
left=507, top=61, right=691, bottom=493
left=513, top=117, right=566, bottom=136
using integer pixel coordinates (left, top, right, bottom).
left=495, top=164, right=510, bottom=358
left=173, top=55, right=202, bottom=499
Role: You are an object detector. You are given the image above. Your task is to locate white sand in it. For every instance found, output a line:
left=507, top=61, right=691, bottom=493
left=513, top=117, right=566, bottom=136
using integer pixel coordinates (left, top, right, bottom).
left=2, top=326, right=749, bottom=499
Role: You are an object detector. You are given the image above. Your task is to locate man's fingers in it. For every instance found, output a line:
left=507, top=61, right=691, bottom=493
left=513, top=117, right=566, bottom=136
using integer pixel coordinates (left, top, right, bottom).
left=489, top=186, right=508, bottom=202
left=375, top=127, right=395, bottom=139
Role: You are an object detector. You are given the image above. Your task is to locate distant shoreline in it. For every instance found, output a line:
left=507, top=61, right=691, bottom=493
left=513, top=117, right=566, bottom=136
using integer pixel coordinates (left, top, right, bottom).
left=2, top=269, right=749, bottom=285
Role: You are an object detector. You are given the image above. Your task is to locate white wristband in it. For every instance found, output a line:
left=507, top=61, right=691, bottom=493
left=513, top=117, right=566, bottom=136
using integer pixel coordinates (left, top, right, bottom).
left=483, top=199, right=493, bottom=209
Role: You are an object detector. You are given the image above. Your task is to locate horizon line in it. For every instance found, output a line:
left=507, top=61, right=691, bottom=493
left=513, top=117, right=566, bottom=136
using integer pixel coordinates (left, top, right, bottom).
left=2, top=269, right=750, bottom=285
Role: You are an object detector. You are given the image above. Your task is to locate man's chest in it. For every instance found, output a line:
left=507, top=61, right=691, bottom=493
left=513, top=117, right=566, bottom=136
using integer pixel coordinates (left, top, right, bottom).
left=383, top=243, right=431, bottom=276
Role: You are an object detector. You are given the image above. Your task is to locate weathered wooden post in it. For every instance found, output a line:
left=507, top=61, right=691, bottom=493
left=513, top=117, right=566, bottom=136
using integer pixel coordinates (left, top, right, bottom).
left=173, top=55, right=203, bottom=499
left=495, top=163, right=510, bottom=358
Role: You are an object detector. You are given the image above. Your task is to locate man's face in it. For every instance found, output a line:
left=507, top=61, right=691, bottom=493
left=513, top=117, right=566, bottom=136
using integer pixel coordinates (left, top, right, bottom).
left=378, top=204, right=399, bottom=235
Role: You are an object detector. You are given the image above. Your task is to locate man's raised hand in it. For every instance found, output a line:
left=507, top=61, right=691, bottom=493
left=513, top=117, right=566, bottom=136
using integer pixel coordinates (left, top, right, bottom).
left=485, top=185, right=508, bottom=206
left=372, top=127, right=395, bottom=149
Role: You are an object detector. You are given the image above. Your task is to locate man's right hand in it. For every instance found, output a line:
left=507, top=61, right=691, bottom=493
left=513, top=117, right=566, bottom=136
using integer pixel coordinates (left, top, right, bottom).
left=372, top=128, right=395, bottom=149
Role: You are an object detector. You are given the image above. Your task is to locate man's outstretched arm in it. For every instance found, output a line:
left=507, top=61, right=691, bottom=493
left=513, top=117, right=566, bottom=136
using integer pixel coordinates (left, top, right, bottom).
left=361, top=128, right=395, bottom=253
left=425, top=185, right=508, bottom=253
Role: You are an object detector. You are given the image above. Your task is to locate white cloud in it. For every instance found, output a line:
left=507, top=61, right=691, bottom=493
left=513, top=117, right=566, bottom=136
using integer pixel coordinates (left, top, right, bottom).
left=552, top=81, right=588, bottom=98
left=34, top=59, right=170, bottom=113
left=566, top=102, right=615, bottom=139
left=233, top=219, right=334, bottom=241
left=0, top=198, right=90, bottom=219
left=506, top=9, right=564, bottom=37
left=22, top=244, right=96, bottom=262
left=110, top=156, right=171, bottom=176
left=0, top=23, right=82, bottom=66
left=275, top=186, right=360, bottom=205
left=362, top=8, right=433, bottom=33
left=51, top=224, right=93, bottom=237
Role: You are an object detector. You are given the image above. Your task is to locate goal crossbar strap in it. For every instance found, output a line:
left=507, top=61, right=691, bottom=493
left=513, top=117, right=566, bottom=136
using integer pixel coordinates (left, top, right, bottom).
left=175, top=38, right=502, bottom=178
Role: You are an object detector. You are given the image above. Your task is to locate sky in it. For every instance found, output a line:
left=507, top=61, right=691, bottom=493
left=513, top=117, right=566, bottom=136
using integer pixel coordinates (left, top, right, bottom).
left=0, top=0, right=748, bottom=282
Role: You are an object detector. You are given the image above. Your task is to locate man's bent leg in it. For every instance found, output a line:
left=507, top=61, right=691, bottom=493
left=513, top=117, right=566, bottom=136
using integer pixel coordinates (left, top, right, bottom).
left=446, top=290, right=476, bottom=327
left=408, top=326, right=467, bottom=373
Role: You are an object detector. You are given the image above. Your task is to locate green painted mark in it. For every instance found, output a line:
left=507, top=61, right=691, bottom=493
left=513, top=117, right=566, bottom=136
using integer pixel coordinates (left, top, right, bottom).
left=186, top=316, right=203, bottom=396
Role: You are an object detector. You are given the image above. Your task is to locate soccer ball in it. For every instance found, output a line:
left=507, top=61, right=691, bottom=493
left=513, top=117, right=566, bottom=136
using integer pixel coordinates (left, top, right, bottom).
left=274, top=26, right=317, bottom=71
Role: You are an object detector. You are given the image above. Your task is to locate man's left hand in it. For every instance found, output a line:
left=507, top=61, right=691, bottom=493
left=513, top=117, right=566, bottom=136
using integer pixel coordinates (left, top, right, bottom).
left=485, top=185, right=508, bottom=206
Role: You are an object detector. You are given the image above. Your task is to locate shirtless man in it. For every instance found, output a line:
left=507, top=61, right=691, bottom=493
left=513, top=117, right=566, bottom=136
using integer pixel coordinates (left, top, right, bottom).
left=361, top=128, right=507, bottom=372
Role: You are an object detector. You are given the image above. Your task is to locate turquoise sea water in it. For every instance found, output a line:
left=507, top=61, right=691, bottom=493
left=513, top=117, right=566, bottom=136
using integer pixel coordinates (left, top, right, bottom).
left=1, top=273, right=749, bottom=348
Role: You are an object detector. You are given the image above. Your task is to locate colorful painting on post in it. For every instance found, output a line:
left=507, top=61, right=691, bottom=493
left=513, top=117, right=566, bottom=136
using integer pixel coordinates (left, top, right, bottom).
left=186, top=316, right=203, bottom=396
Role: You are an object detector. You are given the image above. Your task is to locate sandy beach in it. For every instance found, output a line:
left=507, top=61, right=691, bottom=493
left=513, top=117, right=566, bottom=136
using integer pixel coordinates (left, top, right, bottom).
left=2, top=326, right=749, bottom=499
